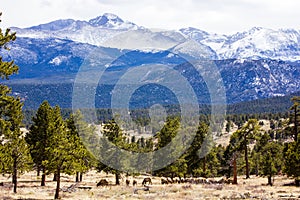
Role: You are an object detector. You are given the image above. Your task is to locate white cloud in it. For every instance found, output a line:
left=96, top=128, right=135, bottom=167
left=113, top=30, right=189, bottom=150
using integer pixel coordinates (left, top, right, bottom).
left=1, top=0, right=300, bottom=34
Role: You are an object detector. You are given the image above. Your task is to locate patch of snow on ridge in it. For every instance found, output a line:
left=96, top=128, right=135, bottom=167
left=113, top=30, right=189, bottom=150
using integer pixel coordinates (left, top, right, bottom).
left=49, top=56, right=69, bottom=66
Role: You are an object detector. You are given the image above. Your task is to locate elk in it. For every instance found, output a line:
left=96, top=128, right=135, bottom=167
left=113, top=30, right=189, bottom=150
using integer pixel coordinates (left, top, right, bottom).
left=133, top=180, right=137, bottom=186
left=96, top=179, right=109, bottom=186
left=142, top=177, right=152, bottom=186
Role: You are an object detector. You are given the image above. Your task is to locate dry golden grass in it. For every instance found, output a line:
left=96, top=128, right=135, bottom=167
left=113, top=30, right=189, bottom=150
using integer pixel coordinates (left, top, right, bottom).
left=1, top=171, right=300, bottom=199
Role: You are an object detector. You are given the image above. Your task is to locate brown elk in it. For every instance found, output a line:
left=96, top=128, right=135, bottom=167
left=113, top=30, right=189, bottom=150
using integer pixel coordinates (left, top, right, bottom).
left=142, top=177, right=152, bottom=186
left=96, top=179, right=109, bottom=187
left=133, top=180, right=137, bottom=186
left=161, top=178, right=168, bottom=184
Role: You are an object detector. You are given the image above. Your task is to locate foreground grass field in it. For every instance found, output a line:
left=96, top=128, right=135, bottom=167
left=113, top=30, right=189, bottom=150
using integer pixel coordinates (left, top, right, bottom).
left=1, top=170, right=300, bottom=199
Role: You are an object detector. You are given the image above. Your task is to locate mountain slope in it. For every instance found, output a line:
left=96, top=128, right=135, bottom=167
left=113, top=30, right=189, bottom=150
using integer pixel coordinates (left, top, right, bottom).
left=12, top=13, right=300, bottom=60
left=179, top=27, right=300, bottom=60
left=1, top=36, right=299, bottom=107
left=1, top=13, right=299, bottom=109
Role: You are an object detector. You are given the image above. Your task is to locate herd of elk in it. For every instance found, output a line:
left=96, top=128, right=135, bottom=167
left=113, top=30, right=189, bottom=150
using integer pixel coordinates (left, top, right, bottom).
left=96, top=176, right=232, bottom=187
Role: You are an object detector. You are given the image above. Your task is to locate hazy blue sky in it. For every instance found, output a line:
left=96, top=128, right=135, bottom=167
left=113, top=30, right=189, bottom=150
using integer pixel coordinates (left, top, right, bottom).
left=1, top=0, right=299, bottom=34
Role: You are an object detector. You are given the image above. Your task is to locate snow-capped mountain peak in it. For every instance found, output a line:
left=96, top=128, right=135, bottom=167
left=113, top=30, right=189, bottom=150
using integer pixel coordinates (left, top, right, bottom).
left=217, top=27, right=300, bottom=60
left=88, top=13, right=138, bottom=30
left=89, top=13, right=123, bottom=26
left=9, top=13, right=300, bottom=61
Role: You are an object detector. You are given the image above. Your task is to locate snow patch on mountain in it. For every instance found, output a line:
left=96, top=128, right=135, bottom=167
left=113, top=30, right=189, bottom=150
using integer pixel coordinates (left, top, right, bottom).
left=171, top=40, right=218, bottom=60
left=102, top=29, right=184, bottom=50
left=49, top=56, right=69, bottom=66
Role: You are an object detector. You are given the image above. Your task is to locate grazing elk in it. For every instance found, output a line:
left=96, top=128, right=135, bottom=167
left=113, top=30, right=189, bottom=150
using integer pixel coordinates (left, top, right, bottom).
left=142, top=177, right=152, bottom=186
left=167, top=177, right=174, bottom=184
left=161, top=178, right=168, bottom=184
left=96, top=179, right=109, bottom=187
left=133, top=180, right=137, bottom=186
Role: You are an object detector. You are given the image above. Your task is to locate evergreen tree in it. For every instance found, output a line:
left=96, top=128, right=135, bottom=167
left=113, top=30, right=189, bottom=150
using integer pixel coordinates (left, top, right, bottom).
left=185, top=121, right=209, bottom=177
left=224, top=131, right=241, bottom=184
left=65, top=110, right=97, bottom=182
left=97, top=118, right=124, bottom=185
left=250, top=132, right=270, bottom=176
left=260, top=141, right=283, bottom=186
left=44, top=106, right=87, bottom=199
left=290, top=96, right=300, bottom=141
left=283, top=97, right=300, bottom=186
left=26, top=101, right=54, bottom=186
left=0, top=13, right=18, bottom=79
left=284, top=141, right=300, bottom=186
left=153, top=116, right=185, bottom=178
left=235, top=119, right=260, bottom=179
left=0, top=12, right=32, bottom=193
left=156, top=116, right=180, bottom=149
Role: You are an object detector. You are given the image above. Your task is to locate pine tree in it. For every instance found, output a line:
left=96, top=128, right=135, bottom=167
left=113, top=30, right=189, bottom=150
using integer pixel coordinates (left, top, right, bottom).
left=224, top=131, right=240, bottom=184
left=0, top=12, right=32, bottom=193
left=97, top=118, right=125, bottom=185
left=290, top=96, right=300, bottom=141
left=156, top=116, right=180, bottom=149
left=282, top=97, right=300, bottom=187
left=250, top=132, right=270, bottom=176
left=0, top=13, right=18, bottom=79
left=26, top=101, right=54, bottom=186
left=235, top=119, right=260, bottom=179
left=185, top=121, right=209, bottom=177
left=153, top=116, right=184, bottom=178
left=44, top=106, right=87, bottom=199
left=66, top=110, right=97, bottom=182
left=284, top=141, right=300, bottom=186
left=260, top=141, right=283, bottom=186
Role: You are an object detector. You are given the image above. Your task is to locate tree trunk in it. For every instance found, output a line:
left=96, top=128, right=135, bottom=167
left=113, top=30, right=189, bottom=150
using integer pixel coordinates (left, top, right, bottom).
left=244, top=139, right=250, bottom=179
left=115, top=173, right=120, bottom=185
left=227, top=166, right=231, bottom=179
left=41, top=167, right=46, bottom=186
left=294, top=107, right=298, bottom=142
left=54, top=168, right=61, bottom=199
left=53, top=173, right=58, bottom=181
left=233, top=157, right=237, bottom=184
left=80, top=173, right=83, bottom=182
left=13, top=158, right=17, bottom=193
left=37, top=165, right=40, bottom=176
left=295, top=179, right=300, bottom=187
left=267, top=176, right=273, bottom=186
left=76, top=172, right=79, bottom=182
left=203, top=156, right=207, bottom=177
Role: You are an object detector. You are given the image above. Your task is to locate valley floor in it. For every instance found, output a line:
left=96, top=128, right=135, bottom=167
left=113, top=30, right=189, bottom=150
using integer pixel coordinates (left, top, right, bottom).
left=1, top=171, right=300, bottom=200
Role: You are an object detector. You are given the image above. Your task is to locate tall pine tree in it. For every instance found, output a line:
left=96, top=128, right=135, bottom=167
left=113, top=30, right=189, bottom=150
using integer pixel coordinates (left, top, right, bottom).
left=26, top=100, right=54, bottom=186
left=235, top=119, right=260, bottom=179
left=0, top=12, right=32, bottom=193
left=66, top=110, right=97, bottom=182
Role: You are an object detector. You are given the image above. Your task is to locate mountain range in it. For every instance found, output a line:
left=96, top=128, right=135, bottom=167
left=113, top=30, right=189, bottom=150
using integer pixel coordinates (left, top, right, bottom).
left=1, top=13, right=299, bottom=109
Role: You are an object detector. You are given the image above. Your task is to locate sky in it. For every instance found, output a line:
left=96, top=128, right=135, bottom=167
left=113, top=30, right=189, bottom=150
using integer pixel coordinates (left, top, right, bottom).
left=1, top=0, right=300, bottom=34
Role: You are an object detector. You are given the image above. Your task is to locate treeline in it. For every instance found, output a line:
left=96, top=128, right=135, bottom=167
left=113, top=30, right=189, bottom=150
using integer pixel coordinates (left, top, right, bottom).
left=22, top=105, right=290, bottom=128
left=227, top=91, right=300, bottom=114
left=7, top=81, right=300, bottom=113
